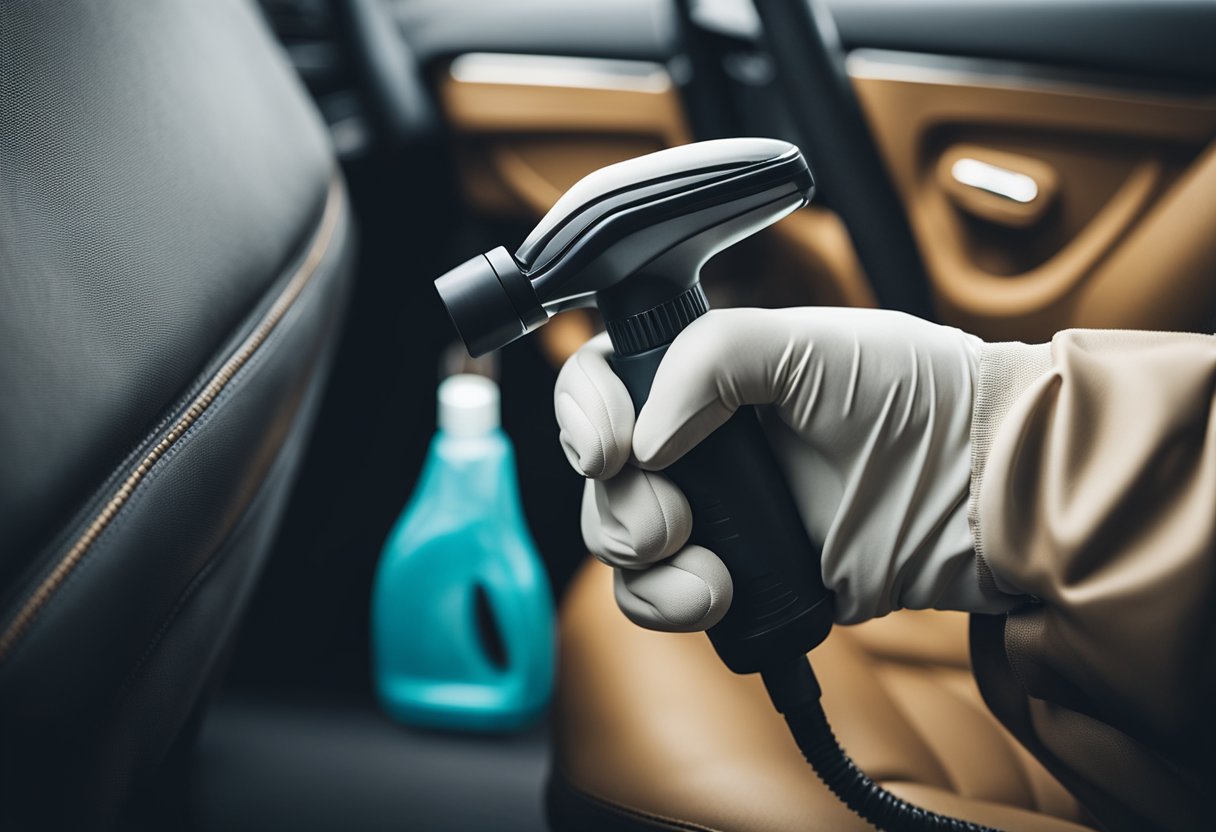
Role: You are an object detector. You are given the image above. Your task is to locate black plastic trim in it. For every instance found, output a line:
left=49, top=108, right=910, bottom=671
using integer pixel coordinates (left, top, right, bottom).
left=694, top=0, right=1216, bottom=87
left=754, top=0, right=936, bottom=319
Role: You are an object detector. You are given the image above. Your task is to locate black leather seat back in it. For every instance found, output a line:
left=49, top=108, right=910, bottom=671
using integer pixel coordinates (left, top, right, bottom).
left=0, top=1, right=354, bottom=825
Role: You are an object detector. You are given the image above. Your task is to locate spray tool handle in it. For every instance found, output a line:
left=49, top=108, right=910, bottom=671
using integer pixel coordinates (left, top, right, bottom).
left=605, top=288, right=833, bottom=674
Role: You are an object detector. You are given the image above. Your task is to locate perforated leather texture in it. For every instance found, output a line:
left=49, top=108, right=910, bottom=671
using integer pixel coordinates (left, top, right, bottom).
left=0, top=1, right=354, bottom=826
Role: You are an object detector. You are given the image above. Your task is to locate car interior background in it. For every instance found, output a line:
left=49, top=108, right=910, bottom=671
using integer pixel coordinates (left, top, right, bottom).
left=1, top=0, right=1213, bottom=830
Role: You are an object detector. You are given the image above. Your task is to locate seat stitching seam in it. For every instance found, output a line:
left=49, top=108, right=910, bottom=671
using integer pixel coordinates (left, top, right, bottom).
left=0, top=175, right=345, bottom=663
left=112, top=215, right=348, bottom=694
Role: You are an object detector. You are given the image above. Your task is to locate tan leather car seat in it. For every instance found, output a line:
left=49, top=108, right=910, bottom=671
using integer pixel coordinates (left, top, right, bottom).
left=549, top=560, right=1095, bottom=831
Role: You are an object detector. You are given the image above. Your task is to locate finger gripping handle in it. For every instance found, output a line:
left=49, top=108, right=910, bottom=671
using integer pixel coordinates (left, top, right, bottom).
left=608, top=343, right=834, bottom=674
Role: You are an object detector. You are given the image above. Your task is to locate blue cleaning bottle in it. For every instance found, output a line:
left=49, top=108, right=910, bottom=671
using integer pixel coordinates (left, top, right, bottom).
left=371, top=374, right=555, bottom=731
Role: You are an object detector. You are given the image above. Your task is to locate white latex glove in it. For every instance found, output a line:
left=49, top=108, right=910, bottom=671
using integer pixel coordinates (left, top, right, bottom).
left=554, top=307, right=1024, bottom=631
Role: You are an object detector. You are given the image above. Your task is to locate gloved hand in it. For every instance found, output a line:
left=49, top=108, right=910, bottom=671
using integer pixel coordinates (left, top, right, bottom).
left=554, top=307, right=1025, bottom=631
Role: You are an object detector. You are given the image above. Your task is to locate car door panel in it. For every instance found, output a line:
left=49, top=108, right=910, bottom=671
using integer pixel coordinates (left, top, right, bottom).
left=415, top=0, right=1216, bottom=346
left=849, top=49, right=1216, bottom=338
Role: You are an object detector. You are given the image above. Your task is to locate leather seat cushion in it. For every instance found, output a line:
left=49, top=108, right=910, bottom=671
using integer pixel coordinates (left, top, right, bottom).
left=551, top=560, right=1094, bottom=831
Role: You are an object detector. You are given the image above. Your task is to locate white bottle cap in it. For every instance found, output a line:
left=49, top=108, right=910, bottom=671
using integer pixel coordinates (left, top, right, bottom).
left=437, top=374, right=500, bottom=437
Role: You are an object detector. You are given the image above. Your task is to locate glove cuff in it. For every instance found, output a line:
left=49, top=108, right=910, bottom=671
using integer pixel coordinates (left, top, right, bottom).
left=968, top=340, right=1054, bottom=601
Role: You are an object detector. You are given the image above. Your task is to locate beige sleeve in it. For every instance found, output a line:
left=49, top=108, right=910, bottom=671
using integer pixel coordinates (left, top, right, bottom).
left=967, top=329, right=1216, bottom=832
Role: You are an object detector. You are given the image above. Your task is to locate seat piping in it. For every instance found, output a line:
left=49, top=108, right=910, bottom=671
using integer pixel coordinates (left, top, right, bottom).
left=0, top=175, right=346, bottom=663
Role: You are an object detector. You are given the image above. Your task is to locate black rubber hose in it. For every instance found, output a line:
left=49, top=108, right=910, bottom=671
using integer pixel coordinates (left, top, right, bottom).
left=761, top=657, right=1003, bottom=832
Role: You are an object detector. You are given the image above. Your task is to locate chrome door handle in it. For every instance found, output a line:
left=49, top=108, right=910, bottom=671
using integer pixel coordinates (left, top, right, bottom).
left=950, top=157, right=1040, bottom=203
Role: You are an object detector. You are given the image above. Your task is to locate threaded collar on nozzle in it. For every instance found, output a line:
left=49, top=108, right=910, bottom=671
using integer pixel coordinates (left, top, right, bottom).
left=604, top=283, right=709, bottom=356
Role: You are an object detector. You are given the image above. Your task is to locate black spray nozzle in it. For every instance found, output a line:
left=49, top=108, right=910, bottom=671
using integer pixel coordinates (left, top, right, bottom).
left=435, top=245, right=544, bottom=358
left=435, top=138, right=814, bottom=357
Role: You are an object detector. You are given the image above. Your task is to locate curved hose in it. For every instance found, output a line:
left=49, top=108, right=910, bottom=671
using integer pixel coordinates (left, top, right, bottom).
left=761, top=657, right=1003, bottom=832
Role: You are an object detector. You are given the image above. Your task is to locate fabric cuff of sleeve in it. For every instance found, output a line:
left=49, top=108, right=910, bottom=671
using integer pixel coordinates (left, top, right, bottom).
left=968, top=340, right=1053, bottom=601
